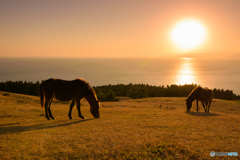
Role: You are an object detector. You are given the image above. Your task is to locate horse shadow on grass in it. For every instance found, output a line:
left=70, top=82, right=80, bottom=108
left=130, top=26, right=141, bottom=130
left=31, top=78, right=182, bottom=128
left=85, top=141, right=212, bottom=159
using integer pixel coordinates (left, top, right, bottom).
left=185, top=111, right=220, bottom=117
left=0, top=118, right=94, bottom=135
left=0, top=123, right=20, bottom=127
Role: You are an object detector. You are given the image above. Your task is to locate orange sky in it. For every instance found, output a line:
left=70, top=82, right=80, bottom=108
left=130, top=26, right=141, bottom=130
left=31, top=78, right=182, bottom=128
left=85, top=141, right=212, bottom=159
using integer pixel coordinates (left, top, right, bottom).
left=0, top=0, right=240, bottom=58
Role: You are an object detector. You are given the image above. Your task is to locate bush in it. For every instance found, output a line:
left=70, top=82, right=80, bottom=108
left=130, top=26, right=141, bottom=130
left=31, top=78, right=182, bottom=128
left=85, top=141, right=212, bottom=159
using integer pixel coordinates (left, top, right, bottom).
left=96, top=90, right=119, bottom=102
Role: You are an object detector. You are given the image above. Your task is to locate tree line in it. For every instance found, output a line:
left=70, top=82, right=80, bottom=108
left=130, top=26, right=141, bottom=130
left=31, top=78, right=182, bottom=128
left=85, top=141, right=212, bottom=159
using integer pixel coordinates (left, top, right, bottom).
left=93, top=83, right=240, bottom=101
left=0, top=81, right=239, bottom=101
left=0, top=81, right=40, bottom=96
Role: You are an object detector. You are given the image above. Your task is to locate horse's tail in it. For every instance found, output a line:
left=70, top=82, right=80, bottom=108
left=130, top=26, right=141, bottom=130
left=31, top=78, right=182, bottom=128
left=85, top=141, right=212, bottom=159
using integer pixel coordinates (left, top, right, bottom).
left=39, top=82, right=44, bottom=109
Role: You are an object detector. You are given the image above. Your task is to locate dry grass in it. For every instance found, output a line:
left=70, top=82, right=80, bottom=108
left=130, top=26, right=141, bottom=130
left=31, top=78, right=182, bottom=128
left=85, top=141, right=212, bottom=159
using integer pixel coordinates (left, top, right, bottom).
left=0, top=91, right=240, bottom=159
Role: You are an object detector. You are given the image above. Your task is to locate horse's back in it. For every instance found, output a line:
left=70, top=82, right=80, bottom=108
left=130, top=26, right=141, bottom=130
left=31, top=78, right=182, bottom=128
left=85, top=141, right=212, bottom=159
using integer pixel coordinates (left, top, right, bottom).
left=189, top=87, right=213, bottom=101
left=41, top=78, right=88, bottom=101
left=203, top=88, right=214, bottom=100
left=198, top=87, right=213, bottom=102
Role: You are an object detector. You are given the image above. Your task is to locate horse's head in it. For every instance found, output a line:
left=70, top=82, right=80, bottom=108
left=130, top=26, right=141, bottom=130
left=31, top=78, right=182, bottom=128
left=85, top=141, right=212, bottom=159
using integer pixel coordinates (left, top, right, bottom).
left=90, top=100, right=100, bottom=118
left=186, top=99, right=192, bottom=111
left=84, top=87, right=100, bottom=118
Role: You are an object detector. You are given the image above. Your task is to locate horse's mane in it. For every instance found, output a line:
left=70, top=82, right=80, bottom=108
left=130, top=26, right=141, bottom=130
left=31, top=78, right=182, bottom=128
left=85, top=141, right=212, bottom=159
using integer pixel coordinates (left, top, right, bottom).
left=77, top=78, right=98, bottom=100
left=186, top=86, right=202, bottom=101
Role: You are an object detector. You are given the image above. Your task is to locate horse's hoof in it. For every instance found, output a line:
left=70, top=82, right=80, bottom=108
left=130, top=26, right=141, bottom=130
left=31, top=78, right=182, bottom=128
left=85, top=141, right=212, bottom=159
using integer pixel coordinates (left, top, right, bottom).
left=80, top=116, right=85, bottom=119
left=69, top=117, right=73, bottom=120
left=51, top=117, right=55, bottom=120
left=47, top=118, right=51, bottom=120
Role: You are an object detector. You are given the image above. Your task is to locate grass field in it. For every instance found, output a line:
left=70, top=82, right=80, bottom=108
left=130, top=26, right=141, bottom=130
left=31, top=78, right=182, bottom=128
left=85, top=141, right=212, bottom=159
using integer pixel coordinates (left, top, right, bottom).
left=0, top=91, right=240, bottom=159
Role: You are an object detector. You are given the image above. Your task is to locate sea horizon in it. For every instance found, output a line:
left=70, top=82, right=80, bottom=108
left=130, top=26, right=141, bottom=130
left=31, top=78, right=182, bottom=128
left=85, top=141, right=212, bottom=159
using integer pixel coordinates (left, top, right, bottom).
left=0, top=57, right=240, bottom=95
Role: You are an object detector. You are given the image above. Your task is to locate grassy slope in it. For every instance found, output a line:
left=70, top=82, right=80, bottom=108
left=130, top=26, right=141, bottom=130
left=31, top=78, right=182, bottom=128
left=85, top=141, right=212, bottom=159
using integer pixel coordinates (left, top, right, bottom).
left=0, top=91, right=240, bottom=159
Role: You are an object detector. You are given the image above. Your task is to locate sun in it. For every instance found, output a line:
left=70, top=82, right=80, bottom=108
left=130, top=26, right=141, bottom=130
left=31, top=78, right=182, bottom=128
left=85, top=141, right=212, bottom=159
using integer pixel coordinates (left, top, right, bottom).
left=170, top=19, right=207, bottom=51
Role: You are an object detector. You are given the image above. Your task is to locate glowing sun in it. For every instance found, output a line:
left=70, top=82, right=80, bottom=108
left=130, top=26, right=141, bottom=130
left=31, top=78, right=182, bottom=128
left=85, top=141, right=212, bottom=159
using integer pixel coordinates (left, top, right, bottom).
left=170, top=19, right=207, bottom=50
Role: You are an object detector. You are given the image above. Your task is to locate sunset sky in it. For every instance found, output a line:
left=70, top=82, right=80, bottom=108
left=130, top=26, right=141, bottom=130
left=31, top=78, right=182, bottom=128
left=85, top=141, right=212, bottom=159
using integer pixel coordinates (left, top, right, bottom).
left=0, top=0, right=240, bottom=58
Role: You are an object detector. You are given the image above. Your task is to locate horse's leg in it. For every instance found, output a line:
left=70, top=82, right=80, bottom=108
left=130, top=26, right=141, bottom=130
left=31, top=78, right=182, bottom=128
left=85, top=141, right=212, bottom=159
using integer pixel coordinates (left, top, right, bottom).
left=205, top=102, right=209, bottom=113
left=196, top=100, right=199, bottom=111
left=68, top=100, right=75, bottom=119
left=44, top=98, right=51, bottom=120
left=208, top=100, right=212, bottom=113
left=77, top=100, right=85, bottom=119
left=48, top=98, right=55, bottom=120
left=201, top=101, right=206, bottom=112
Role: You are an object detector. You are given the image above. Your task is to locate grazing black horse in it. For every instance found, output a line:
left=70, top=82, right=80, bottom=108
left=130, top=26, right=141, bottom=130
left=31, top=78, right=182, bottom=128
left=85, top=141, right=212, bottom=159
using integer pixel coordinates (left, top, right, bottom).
left=186, top=87, right=213, bottom=113
left=40, top=78, right=100, bottom=120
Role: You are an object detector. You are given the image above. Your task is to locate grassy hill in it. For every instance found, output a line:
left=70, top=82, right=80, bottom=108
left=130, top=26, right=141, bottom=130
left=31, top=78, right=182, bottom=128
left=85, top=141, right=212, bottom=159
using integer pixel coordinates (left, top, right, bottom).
left=0, top=91, right=239, bottom=159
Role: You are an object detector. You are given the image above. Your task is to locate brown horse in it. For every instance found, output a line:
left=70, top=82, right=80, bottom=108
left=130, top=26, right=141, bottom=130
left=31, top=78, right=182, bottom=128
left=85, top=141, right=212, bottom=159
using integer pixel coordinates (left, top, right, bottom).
left=186, top=87, right=213, bottom=113
left=40, top=78, right=100, bottom=120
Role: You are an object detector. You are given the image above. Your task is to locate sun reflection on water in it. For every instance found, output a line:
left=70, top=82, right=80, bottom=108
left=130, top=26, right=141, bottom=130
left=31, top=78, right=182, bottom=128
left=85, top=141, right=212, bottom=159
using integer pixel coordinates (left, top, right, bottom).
left=174, top=58, right=197, bottom=85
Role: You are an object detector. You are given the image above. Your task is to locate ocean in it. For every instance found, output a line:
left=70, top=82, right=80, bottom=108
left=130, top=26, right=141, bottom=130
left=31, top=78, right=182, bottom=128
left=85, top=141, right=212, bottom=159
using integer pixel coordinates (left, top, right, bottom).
left=0, top=57, right=240, bottom=95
